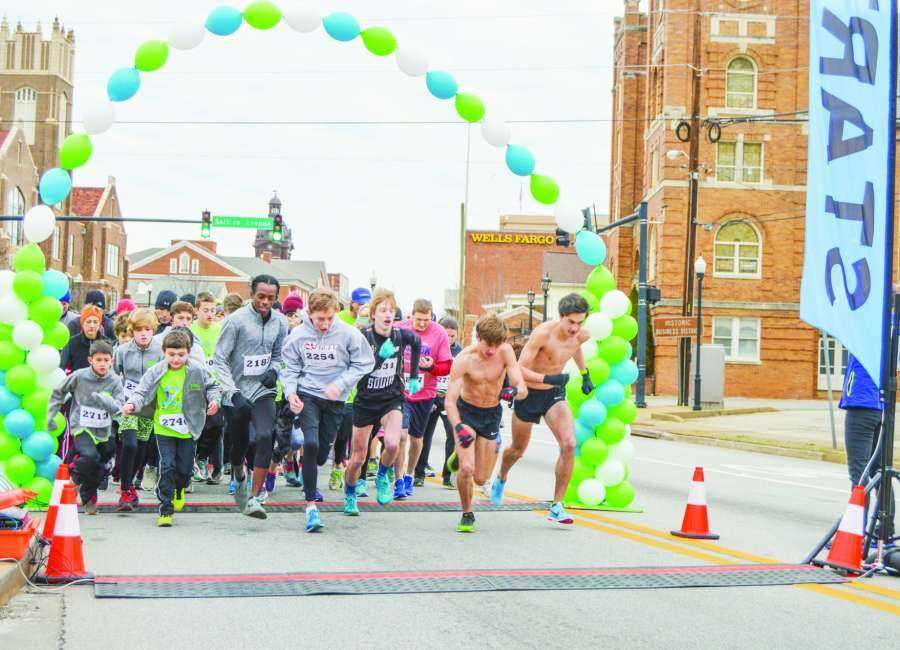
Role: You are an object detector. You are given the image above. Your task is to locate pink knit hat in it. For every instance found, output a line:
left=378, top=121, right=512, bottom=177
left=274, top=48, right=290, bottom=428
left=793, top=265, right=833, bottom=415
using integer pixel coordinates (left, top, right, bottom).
left=115, top=298, right=137, bottom=315
left=281, top=295, right=304, bottom=315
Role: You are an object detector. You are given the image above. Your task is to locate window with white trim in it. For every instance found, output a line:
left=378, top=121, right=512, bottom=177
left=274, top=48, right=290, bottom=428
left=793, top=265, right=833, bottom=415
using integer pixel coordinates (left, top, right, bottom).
left=91, top=248, right=97, bottom=272
left=58, top=93, right=69, bottom=144
left=67, top=234, right=74, bottom=267
left=51, top=226, right=61, bottom=259
left=169, top=258, right=177, bottom=273
left=725, top=56, right=756, bottom=109
left=13, top=87, right=37, bottom=144
left=106, top=244, right=119, bottom=276
left=179, top=252, right=190, bottom=274
left=714, top=221, right=761, bottom=277
left=5, top=187, right=26, bottom=246
left=191, top=259, right=199, bottom=274
left=716, top=140, right=762, bottom=183
left=818, top=335, right=849, bottom=391
left=713, top=317, right=760, bottom=362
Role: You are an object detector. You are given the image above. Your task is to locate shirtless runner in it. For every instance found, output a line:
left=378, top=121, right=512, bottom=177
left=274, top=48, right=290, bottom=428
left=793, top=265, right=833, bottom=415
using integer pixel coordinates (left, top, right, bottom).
left=445, top=314, right=527, bottom=533
left=492, top=293, right=594, bottom=525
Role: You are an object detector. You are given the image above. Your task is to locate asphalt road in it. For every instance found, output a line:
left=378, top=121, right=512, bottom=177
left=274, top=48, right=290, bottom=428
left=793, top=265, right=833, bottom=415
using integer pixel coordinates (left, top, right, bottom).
left=2, top=418, right=898, bottom=649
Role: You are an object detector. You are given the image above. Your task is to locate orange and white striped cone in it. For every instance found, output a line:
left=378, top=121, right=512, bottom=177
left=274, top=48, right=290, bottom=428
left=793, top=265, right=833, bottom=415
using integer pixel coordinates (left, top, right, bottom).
left=824, top=485, right=866, bottom=574
left=671, top=466, right=719, bottom=540
left=42, top=463, right=72, bottom=540
left=39, top=483, right=93, bottom=584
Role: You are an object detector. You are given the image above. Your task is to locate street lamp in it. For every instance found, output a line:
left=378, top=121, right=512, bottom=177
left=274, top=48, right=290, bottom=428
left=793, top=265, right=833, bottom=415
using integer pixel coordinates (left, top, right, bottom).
left=541, top=272, right=552, bottom=322
left=692, top=256, right=707, bottom=411
left=527, top=288, right=535, bottom=333
left=369, top=270, right=377, bottom=292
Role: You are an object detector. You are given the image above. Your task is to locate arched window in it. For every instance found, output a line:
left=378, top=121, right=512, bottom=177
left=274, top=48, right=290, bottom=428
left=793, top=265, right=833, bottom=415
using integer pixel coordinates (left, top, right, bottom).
left=714, top=221, right=761, bottom=277
left=179, top=252, right=190, bottom=273
left=5, top=187, right=26, bottom=246
left=13, top=87, right=37, bottom=144
left=726, top=57, right=756, bottom=109
left=58, top=92, right=69, bottom=144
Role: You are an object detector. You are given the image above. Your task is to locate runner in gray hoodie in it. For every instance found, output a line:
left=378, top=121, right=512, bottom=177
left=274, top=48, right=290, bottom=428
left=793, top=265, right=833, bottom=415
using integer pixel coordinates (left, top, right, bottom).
left=281, top=287, right=375, bottom=532
left=213, top=274, right=288, bottom=519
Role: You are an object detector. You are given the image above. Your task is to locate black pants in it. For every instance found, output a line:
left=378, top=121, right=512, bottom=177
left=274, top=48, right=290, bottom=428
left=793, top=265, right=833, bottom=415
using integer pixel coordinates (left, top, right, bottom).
left=119, top=429, right=138, bottom=491
left=845, top=407, right=895, bottom=536
left=416, top=397, right=445, bottom=479
left=336, top=403, right=353, bottom=466
left=72, top=435, right=116, bottom=503
left=196, top=410, right=225, bottom=464
left=226, top=395, right=277, bottom=473
left=155, top=435, right=195, bottom=516
left=296, top=393, right=343, bottom=501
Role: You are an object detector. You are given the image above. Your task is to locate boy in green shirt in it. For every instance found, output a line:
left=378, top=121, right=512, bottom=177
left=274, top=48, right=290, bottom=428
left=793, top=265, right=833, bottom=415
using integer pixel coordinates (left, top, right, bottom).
left=191, top=292, right=225, bottom=483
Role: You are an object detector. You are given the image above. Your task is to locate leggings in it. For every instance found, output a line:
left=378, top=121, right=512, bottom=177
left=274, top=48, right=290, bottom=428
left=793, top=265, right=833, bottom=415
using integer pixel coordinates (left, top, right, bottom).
left=72, top=435, right=116, bottom=503
left=335, top=404, right=353, bottom=466
left=226, top=395, right=277, bottom=472
left=196, top=410, right=225, bottom=465
left=296, top=393, right=343, bottom=501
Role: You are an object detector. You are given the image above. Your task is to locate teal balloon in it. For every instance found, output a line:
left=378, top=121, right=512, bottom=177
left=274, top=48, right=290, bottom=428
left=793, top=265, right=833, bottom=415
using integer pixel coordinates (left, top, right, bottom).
left=611, top=359, right=639, bottom=386
left=107, top=67, right=141, bottom=102
left=4, top=409, right=35, bottom=439
left=0, top=386, right=21, bottom=415
left=35, top=454, right=62, bottom=481
left=39, top=168, right=72, bottom=205
left=575, top=421, right=594, bottom=446
left=596, top=379, right=626, bottom=407
left=578, top=399, right=607, bottom=429
left=425, top=71, right=458, bottom=100
left=206, top=6, right=244, bottom=36
left=22, top=431, right=54, bottom=463
left=323, top=12, right=360, bottom=41
left=41, top=270, right=69, bottom=300
left=575, top=230, right=607, bottom=265
left=505, top=145, right=536, bottom=177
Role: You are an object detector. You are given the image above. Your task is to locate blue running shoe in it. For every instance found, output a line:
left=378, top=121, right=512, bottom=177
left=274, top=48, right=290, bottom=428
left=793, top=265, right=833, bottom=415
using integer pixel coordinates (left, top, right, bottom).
left=356, top=479, right=369, bottom=497
left=403, top=474, right=413, bottom=497
left=343, top=489, right=359, bottom=516
left=315, top=489, right=324, bottom=502
left=547, top=502, right=574, bottom=525
left=387, top=467, right=396, bottom=484
left=491, top=479, right=506, bottom=506
left=228, top=478, right=236, bottom=495
left=393, top=478, right=407, bottom=501
left=305, top=506, right=324, bottom=532
left=375, top=472, right=393, bottom=505
left=264, top=471, right=276, bottom=495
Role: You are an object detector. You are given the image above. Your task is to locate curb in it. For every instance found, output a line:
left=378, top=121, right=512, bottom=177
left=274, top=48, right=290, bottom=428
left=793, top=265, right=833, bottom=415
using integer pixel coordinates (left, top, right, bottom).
left=656, top=431, right=841, bottom=462
left=649, top=406, right=779, bottom=423
left=0, top=535, right=39, bottom=607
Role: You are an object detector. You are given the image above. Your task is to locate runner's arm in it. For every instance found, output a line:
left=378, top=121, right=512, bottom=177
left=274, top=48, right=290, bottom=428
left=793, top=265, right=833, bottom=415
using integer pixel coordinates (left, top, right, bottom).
left=95, top=378, right=126, bottom=413
left=573, top=329, right=590, bottom=372
left=203, top=365, right=222, bottom=406
left=213, top=318, right=238, bottom=398
left=404, top=329, right=422, bottom=380
left=502, top=345, right=528, bottom=398
left=46, top=373, right=76, bottom=429
left=335, top=328, right=376, bottom=394
left=279, top=331, right=304, bottom=398
left=443, top=357, right=468, bottom=428
left=430, top=328, right=453, bottom=376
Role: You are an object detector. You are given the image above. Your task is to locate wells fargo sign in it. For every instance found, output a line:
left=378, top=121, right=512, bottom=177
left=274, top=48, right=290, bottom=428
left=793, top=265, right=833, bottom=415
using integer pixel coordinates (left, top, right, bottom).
left=469, top=232, right=556, bottom=246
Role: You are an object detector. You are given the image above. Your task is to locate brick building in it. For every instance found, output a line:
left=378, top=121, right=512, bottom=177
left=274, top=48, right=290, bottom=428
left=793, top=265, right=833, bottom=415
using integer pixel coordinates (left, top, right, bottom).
left=0, top=125, right=38, bottom=259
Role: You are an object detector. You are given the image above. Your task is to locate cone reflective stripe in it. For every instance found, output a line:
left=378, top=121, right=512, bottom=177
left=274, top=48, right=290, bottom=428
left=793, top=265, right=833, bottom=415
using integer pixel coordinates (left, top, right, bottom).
left=42, top=483, right=93, bottom=584
left=671, top=467, right=720, bottom=540
left=824, top=485, right=866, bottom=573
left=42, top=463, right=71, bottom=539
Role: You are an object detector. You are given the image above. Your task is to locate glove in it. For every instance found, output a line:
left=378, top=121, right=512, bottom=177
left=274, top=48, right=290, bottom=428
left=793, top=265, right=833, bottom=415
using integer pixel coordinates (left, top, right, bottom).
left=407, top=376, right=423, bottom=395
left=543, top=373, right=569, bottom=387
left=260, top=368, right=279, bottom=389
left=499, top=386, right=518, bottom=408
left=378, top=339, right=398, bottom=360
left=230, top=391, right=253, bottom=415
left=455, top=423, right=474, bottom=449
left=581, top=369, right=595, bottom=395
left=290, top=416, right=305, bottom=449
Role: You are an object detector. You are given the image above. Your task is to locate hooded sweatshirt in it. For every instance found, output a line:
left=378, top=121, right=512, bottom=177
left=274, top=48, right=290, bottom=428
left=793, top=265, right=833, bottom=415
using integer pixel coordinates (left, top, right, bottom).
left=153, top=326, right=207, bottom=367
left=280, top=313, right=375, bottom=402
left=47, top=367, right=125, bottom=442
left=114, top=338, right=164, bottom=397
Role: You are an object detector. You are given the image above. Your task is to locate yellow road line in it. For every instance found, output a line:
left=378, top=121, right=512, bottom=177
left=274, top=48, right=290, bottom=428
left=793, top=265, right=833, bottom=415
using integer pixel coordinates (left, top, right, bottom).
left=798, top=584, right=900, bottom=616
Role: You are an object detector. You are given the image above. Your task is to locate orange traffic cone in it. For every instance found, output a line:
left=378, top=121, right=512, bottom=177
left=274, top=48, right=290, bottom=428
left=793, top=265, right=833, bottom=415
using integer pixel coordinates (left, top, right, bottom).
left=671, top=466, right=719, bottom=540
left=824, top=485, right=866, bottom=573
left=40, top=483, right=93, bottom=584
left=42, top=463, right=71, bottom=540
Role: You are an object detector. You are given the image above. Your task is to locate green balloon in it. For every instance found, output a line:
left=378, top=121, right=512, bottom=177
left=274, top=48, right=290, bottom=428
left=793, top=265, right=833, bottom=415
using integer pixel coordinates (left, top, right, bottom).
left=360, top=26, right=397, bottom=56
left=596, top=416, right=626, bottom=444
left=530, top=174, right=560, bottom=205
left=3, top=453, right=36, bottom=486
left=243, top=1, right=282, bottom=29
left=564, top=480, right=580, bottom=504
left=25, top=476, right=53, bottom=508
left=579, top=289, right=600, bottom=313
left=455, top=92, right=485, bottom=123
left=29, top=296, right=63, bottom=330
left=0, top=431, right=20, bottom=461
left=6, top=364, right=37, bottom=396
left=571, top=457, right=594, bottom=485
left=566, top=375, right=591, bottom=411
left=0, top=341, right=26, bottom=370
left=597, top=335, right=629, bottom=365
left=134, top=39, right=169, bottom=72
left=22, top=388, right=51, bottom=422
left=13, top=271, right=44, bottom=303
left=0, top=323, right=12, bottom=342
left=586, top=357, right=610, bottom=387
left=604, top=480, right=636, bottom=508
left=59, top=133, right=93, bottom=170
left=51, top=412, right=67, bottom=437
left=612, top=315, right=639, bottom=341
left=581, top=437, right=609, bottom=466
left=13, top=244, right=46, bottom=273
left=585, top=265, right=616, bottom=299
left=43, top=322, right=70, bottom=351
left=608, top=399, right=637, bottom=425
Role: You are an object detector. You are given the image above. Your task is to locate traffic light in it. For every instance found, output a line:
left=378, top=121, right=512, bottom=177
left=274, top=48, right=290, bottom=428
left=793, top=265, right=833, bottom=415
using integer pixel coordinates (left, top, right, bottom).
left=272, top=214, right=283, bottom=242
left=201, top=210, right=211, bottom=239
left=554, top=228, right=570, bottom=247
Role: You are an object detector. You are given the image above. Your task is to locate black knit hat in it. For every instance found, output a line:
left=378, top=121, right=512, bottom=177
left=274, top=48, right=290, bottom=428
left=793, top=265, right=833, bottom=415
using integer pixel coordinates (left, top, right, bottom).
left=155, top=289, right=178, bottom=310
left=85, top=290, right=106, bottom=310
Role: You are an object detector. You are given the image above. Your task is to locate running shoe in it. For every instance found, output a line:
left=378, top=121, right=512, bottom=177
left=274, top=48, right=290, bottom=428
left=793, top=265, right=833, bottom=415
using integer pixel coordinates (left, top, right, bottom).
left=329, top=467, right=344, bottom=491
left=413, top=476, right=425, bottom=488
left=490, top=479, right=506, bottom=506
left=157, top=514, right=173, bottom=527
left=83, top=494, right=98, bottom=516
left=228, top=478, right=236, bottom=495
left=192, top=463, right=202, bottom=482
left=99, top=474, right=109, bottom=492
left=456, top=511, right=475, bottom=533
left=196, top=463, right=209, bottom=482
left=425, top=465, right=436, bottom=478
left=284, top=472, right=302, bottom=488
left=233, top=476, right=250, bottom=511
left=343, top=489, right=359, bottom=516
left=264, top=471, right=277, bottom=495
left=403, top=474, right=414, bottom=497
left=442, top=476, right=455, bottom=490
left=547, top=502, right=574, bottom=525
left=480, top=481, right=492, bottom=500
left=306, top=506, right=323, bottom=532
left=111, top=474, right=120, bottom=485
left=185, top=481, right=194, bottom=494
left=257, top=488, right=269, bottom=504
left=447, top=451, right=459, bottom=474
left=387, top=467, right=396, bottom=484
left=393, top=478, right=407, bottom=501
left=173, top=488, right=185, bottom=512
left=223, top=462, right=232, bottom=475
left=243, top=495, right=267, bottom=519
left=207, top=469, right=223, bottom=485
left=375, top=473, right=393, bottom=505
left=141, top=466, right=158, bottom=491
left=117, top=487, right=136, bottom=512
left=366, top=459, right=377, bottom=479
left=356, top=479, right=369, bottom=497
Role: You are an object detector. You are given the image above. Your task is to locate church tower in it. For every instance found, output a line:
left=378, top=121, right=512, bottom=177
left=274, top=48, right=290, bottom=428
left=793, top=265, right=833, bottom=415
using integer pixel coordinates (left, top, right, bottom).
left=254, top=191, right=294, bottom=260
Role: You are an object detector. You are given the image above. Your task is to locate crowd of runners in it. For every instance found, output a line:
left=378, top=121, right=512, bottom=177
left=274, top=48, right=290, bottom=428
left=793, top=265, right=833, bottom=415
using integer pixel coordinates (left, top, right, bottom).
left=51, top=276, right=594, bottom=533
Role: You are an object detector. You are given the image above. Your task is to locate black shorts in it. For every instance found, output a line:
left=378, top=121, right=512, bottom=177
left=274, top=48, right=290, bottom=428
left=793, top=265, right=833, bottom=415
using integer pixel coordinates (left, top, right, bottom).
left=513, top=385, right=566, bottom=424
left=353, top=397, right=403, bottom=429
left=457, top=398, right=502, bottom=441
left=403, top=400, right=435, bottom=439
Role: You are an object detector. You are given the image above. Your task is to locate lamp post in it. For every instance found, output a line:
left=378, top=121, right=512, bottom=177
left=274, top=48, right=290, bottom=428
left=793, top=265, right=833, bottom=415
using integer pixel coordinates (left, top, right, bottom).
left=541, top=272, right=551, bottom=323
left=369, top=270, right=377, bottom=293
left=137, top=282, right=152, bottom=307
left=527, top=288, right=535, bottom=333
left=692, top=256, right=706, bottom=411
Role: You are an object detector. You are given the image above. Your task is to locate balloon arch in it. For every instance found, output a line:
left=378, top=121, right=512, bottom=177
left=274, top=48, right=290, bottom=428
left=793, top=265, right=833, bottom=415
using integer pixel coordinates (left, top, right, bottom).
left=3, top=3, right=638, bottom=511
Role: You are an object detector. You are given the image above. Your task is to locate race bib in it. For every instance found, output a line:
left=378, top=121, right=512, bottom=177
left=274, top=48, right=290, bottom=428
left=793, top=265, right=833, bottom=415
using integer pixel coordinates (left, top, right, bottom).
left=243, top=353, right=272, bottom=376
left=79, top=405, right=110, bottom=428
left=436, top=374, right=450, bottom=393
left=123, top=379, right=138, bottom=397
left=302, top=342, right=337, bottom=366
left=158, top=413, right=189, bottom=435
left=367, top=358, right=398, bottom=391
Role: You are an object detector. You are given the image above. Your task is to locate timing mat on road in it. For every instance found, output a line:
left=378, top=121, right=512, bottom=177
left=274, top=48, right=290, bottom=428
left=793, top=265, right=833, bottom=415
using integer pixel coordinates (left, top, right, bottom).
left=93, top=564, right=847, bottom=599
left=91, top=499, right=547, bottom=514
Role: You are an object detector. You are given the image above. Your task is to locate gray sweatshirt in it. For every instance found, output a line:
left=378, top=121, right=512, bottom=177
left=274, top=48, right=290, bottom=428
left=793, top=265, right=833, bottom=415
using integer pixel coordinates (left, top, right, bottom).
left=280, top=314, right=375, bottom=402
left=153, top=326, right=207, bottom=366
left=47, top=368, right=125, bottom=442
left=213, top=304, right=288, bottom=404
left=114, top=338, right=164, bottom=396
left=126, top=360, right=221, bottom=440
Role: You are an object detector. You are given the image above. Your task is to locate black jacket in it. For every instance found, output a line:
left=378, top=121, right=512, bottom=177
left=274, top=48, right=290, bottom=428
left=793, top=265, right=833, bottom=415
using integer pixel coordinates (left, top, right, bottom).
left=60, top=333, right=112, bottom=373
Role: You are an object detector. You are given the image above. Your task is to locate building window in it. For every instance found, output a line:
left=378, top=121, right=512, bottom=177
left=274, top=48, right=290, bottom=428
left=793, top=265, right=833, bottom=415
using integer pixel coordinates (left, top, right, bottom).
left=109, top=290, right=118, bottom=307
left=818, top=335, right=849, bottom=391
left=726, top=56, right=756, bottom=109
left=91, top=248, right=97, bottom=272
left=5, top=187, right=26, bottom=246
left=713, top=317, right=761, bottom=362
left=716, top=141, right=762, bottom=183
left=191, top=259, right=199, bottom=274
left=179, top=252, right=190, bottom=274
left=714, top=221, right=761, bottom=277
left=169, top=258, right=177, bottom=273
left=648, top=225, right=658, bottom=281
left=58, top=93, right=68, bottom=144
left=13, top=87, right=37, bottom=144
left=51, top=226, right=61, bottom=259
left=650, top=148, right=659, bottom=187
left=67, top=234, right=74, bottom=267
left=106, top=244, right=119, bottom=276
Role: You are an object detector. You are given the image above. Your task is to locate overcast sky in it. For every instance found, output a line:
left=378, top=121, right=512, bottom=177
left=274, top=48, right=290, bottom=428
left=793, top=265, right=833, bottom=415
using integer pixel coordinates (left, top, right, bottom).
left=20, top=0, right=618, bottom=313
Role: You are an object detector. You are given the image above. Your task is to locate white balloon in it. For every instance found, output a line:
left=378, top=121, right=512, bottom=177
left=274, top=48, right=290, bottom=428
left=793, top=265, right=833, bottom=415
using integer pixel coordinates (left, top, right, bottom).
left=38, top=367, right=67, bottom=391
left=0, top=270, right=14, bottom=297
left=0, top=296, right=28, bottom=325
left=563, top=358, right=579, bottom=376
left=608, top=438, right=636, bottom=465
left=554, top=201, right=585, bottom=233
left=481, top=119, right=511, bottom=148
left=12, top=321, right=44, bottom=351
left=168, top=23, right=205, bottom=50
left=27, top=345, right=61, bottom=375
left=595, top=458, right=626, bottom=487
left=396, top=48, right=429, bottom=77
left=580, top=339, right=598, bottom=360
left=23, top=205, right=56, bottom=244
left=577, top=478, right=606, bottom=506
left=600, top=290, right=630, bottom=319
left=283, top=8, right=321, bottom=32
left=584, top=313, right=613, bottom=341
left=81, top=102, right=115, bottom=135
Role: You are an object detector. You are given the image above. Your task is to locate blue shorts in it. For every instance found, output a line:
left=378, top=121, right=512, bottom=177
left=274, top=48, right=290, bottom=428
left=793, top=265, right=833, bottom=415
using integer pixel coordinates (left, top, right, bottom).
left=402, top=400, right=434, bottom=439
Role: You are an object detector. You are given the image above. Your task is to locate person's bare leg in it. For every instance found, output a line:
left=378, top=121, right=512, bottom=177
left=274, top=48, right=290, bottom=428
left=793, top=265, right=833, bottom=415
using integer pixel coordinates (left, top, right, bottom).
left=473, top=437, right=498, bottom=488
left=394, top=432, right=408, bottom=477
left=407, top=436, right=424, bottom=476
left=543, top=402, right=576, bottom=502
left=345, top=425, right=373, bottom=487
left=498, top=415, right=533, bottom=483
left=252, top=466, right=266, bottom=495
left=380, top=411, right=403, bottom=467
left=456, top=444, right=476, bottom=512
